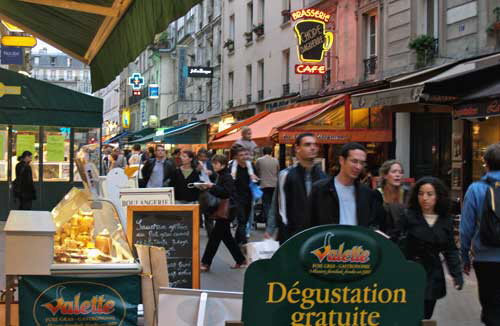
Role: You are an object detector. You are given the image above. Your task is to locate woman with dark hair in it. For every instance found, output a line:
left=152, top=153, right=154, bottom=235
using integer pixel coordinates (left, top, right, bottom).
left=200, top=154, right=247, bottom=271
left=401, top=176, right=463, bottom=319
left=171, top=150, right=201, bottom=204
left=13, top=151, right=36, bottom=210
left=374, top=160, right=409, bottom=240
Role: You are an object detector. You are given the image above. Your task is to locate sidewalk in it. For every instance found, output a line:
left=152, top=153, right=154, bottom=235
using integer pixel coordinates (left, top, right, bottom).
left=0, top=222, right=483, bottom=325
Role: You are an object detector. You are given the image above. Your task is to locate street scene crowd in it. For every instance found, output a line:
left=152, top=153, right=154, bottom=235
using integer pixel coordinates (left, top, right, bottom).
left=11, top=126, right=495, bottom=324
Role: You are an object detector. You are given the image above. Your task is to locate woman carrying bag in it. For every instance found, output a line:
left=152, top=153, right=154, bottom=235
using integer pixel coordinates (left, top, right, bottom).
left=200, top=154, right=247, bottom=271
left=400, top=176, right=463, bottom=319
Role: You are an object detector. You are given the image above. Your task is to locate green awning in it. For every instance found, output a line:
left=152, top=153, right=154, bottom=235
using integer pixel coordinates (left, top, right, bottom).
left=0, top=68, right=102, bottom=127
left=161, top=122, right=207, bottom=144
left=0, top=0, right=200, bottom=91
left=127, top=127, right=155, bottom=140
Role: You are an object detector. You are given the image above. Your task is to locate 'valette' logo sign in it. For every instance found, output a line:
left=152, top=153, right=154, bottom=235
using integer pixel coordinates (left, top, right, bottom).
left=20, top=275, right=141, bottom=326
left=242, top=225, right=426, bottom=326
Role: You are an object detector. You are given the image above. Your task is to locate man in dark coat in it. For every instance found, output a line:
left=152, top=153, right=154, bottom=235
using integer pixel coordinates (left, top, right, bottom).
left=273, top=133, right=326, bottom=243
left=141, top=145, right=175, bottom=188
left=309, top=142, right=382, bottom=229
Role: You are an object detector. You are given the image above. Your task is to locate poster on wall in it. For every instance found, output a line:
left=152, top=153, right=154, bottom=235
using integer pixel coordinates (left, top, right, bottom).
left=19, top=275, right=141, bottom=326
left=46, top=135, right=65, bottom=162
left=16, top=134, right=35, bottom=155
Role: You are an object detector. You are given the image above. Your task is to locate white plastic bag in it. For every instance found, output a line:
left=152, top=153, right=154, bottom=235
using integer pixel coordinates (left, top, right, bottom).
left=245, top=239, right=279, bottom=264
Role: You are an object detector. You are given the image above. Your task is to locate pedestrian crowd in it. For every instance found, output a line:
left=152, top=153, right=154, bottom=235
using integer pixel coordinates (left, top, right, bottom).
left=92, top=129, right=500, bottom=325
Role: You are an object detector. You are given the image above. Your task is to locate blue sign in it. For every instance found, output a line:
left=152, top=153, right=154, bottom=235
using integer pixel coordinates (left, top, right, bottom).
left=128, top=73, right=145, bottom=90
left=1, top=46, right=23, bottom=65
left=148, top=84, right=159, bottom=99
left=178, top=47, right=187, bottom=100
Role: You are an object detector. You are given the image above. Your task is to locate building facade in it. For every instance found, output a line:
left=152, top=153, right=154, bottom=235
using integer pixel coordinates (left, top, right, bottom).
left=30, top=49, right=92, bottom=94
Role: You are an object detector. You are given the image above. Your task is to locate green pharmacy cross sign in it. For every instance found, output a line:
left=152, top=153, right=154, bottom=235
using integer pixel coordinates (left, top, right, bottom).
left=242, top=225, right=426, bottom=326
left=128, top=73, right=145, bottom=90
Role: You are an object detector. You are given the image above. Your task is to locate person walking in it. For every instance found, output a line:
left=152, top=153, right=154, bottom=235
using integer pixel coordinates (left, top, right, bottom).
left=141, top=145, right=175, bottom=188
left=200, top=154, right=247, bottom=271
left=110, top=147, right=127, bottom=169
left=231, top=127, right=258, bottom=181
left=232, top=146, right=254, bottom=245
left=461, top=142, right=500, bottom=326
left=13, top=151, right=36, bottom=210
left=256, top=147, right=280, bottom=226
left=102, top=146, right=112, bottom=175
left=309, top=142, right=382, bottom=229
left=171, top=150, right=201, bottom=204
left=128, top=144, right=143, bottom=165
left=401, top=176, right=463, bottom=319
left=197, top=148, right=214, bottom=182
left=374, top=160, right=409, bottom=240
left=270, top=133, right=326, bottom=243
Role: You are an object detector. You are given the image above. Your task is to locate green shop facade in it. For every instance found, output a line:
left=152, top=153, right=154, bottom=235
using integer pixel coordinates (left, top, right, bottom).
left=0, top=68, right=102, bottom=220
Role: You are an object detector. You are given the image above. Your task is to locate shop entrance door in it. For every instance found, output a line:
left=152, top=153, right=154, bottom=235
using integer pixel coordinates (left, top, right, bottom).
left=410, top=113, right=452, bottom=186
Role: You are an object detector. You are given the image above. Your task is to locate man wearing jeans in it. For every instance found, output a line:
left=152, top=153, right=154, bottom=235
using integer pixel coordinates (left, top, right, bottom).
left=461, top=142, right=500, bottom=326
left=232, top=146, right=253, bottom=245
left=256, top=147, right=280, bottom=226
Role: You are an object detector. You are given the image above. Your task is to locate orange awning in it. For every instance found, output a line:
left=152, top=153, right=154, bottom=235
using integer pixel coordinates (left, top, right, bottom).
left=209, top=98, right=341, bottom=149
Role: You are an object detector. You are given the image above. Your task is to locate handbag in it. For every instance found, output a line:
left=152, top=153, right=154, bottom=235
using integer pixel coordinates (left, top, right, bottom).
left=211, top=198, right=230, bottom=220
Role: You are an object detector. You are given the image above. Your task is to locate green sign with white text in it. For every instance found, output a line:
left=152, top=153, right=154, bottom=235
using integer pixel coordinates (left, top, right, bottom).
left=242, top=225, right=426, bottom=326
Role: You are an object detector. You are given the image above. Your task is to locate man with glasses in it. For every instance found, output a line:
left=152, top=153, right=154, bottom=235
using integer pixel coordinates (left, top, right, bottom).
left=309, top=142, right=381, bottom=228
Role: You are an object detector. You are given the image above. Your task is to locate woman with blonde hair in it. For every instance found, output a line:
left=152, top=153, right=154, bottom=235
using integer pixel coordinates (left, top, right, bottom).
left=373, top=160, right=409, bottom=240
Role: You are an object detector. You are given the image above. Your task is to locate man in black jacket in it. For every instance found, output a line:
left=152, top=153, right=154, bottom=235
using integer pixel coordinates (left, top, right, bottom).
left=273, top=133, right=326, bottom=243
left=141, top=145, right=175, bottom=188
left=309, top=142, right=381, bottom=228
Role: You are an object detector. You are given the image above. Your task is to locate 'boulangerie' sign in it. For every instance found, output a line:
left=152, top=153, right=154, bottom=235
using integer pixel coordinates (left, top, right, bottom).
left=120, top=187, right=174, bottom=225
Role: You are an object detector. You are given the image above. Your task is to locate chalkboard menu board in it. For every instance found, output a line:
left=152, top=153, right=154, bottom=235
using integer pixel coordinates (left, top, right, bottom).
left=127, top=205, right=200, bottom=289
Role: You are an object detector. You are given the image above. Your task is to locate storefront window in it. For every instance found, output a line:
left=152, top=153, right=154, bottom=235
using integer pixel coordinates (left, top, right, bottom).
left=74, top=128, right=100, bottom=182
left=472, top=117, right=500, bottom=181
left=351, top=108, right=369, bottom=129
left=43, top=127, right=70, bottom=182
left=12, top=126, right=40, bottom=181
left=0, top=126, right=7, bottom=181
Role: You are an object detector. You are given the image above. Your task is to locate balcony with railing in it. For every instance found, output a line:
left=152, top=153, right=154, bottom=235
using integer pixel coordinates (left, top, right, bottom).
left=282, top=83, right=290, bottom=96
left=258, top=90, right=264, bottom=101
left=363, top=56, right=377, bottom=79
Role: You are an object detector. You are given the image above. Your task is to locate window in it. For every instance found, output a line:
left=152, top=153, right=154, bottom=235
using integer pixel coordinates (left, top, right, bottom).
left=50, top=70, right=56, bottom=80
left=34, top=57, right=39, bottom=65
left=42, top=69, right=47, bottom=80
left=43, top=127, right=71, bottom=182
left=247, top=2, right=254, bottom=34
left=258, top=0, right=264, bottom=24
left=67, top=58, right=72, bottom=67
left=425, top=0, right=439, bottom=38
left=207, top=81, right=213, bottom=111
left=229, top=14, right=235, bottom=40
left=84, top=70, right=90, bottom=81
left=246, top=64, right=252, bottom=102
left=282, top=49, right=290, bottom=87
left=258, top=59, right=264, bottom=100
left=50, top=57, right=56, bottom=66
left=58, top=70, right=64, bottom=80
left=366, top=14, right=377, bottom=58
left=282, top=0, right=291, bottom=23
left=228, top=72, right=234, bottom=101
left=67, top=70, right=73, bottom=80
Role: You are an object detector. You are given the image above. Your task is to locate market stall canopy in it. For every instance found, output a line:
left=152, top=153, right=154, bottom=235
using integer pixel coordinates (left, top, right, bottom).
left=0, top=67, right=102, bottom=127
left=0, top=0, right=201, bottom=91
left=209, top=98, right=341, bottom=149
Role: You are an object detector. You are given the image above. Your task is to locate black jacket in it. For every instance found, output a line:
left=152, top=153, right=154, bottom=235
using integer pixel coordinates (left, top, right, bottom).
left=309, top=177, right=382, bottom=229
left=171, top=167, right=200, bottom=202
left=400, top=209, right=463, bottom=300
left=13, top=161, right=36, bottom=200
left=209, top=168, right=234, bottom=200
left=233, top=163, right=254, bottom=205
left=373, top=187, right=410, bottom=241
left=275, top=163, right=326, bottom=242
left=141, top=158, right=175, bottom=187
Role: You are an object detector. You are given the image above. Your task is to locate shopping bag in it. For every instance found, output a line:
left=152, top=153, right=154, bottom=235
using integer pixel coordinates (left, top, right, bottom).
left=249, top=181, right=263, bottom=200
left=244, top=239, right=279, bottom=264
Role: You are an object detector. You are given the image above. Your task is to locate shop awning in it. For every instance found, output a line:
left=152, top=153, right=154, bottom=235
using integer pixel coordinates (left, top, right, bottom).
left=352, top=52, right=500, bottom=109
left=0, top=0, right=200, bottom=91
left=210, top=98, right=340, bottom=149
left=0, top=67, right=102, bottom=127
left=127, top=127, right=155, bottom=140
left=104, top=130, right=129, bottom=144
left=276, top=95, right=392, bottom=144
left=160, top=121, right=207, bottom=144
